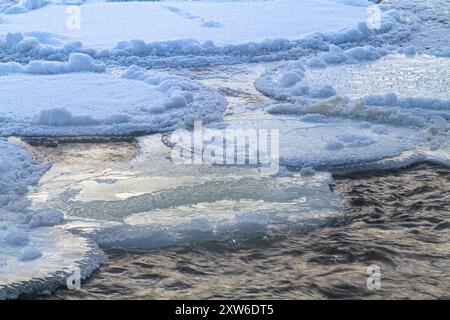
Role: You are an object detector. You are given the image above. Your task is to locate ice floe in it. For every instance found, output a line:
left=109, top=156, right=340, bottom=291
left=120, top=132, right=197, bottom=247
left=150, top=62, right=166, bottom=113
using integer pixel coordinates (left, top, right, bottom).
left=0, top=138, right=105, bottom=299
left=0, top=65, right=226, bottom=136
left=28, top=134, right=344, bottom=249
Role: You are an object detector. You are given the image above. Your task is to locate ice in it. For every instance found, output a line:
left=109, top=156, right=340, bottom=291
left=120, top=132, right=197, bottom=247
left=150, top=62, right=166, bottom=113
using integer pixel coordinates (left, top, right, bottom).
left=29, top=135, right=343, bottom=249
left=305, top=54, right=450, bottom=101
left=0, top=0, right=413, bottom=68
left=1, top=0, right=48, bottom=14
left=260, top=54, right=450, bottom=128
left=0, top=67, right=226, bottom=136
left=4, top=230, right=29, bottom=246
left=0, top=0, right=448, bottom=298
left=223, top=113, right=426, bottom=171
left=19, top=248, right=42, bottom=262
left=0, top=138, right=105, bottom=298
left=0, top=225, right=105, bottom=299
left=325, top=140, right=345, bottom=151
left=28, top=210, right=64, bottom=228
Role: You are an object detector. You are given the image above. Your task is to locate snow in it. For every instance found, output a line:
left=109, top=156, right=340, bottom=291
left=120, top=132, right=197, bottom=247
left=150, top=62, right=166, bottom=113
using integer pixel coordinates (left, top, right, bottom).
left=255, top=61, right=339, bottom=102
left=1, top=0, right=48, bottom=14
left=26, top=52, right=106, bottom=74
left=5, top=230, right=29, bottom=246
left=260, top=54, right=450, bottom=128
left=0, top=61, right=23, bottom=75
left=29, top=210, right=64, bottom=228
left=0, top=0, right=371, bottom=49
left=0, top=66, right=226, bottom=136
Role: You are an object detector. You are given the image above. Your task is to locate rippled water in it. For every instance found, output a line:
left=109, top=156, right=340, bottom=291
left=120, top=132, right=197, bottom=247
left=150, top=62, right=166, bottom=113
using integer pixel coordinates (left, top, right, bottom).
left=43, top=163, right=450, bottom=300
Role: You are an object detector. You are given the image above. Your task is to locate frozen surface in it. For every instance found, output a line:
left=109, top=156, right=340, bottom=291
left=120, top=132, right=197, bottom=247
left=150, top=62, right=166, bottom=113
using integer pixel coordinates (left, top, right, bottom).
left=0, top=138, right=104, bottom=299
left=28, top=135, right=342, bottom=249
left=258, top=54, right=450, bottom=130
left=0, top=66, right=226, bottom=136
left=0, top=226, right=104, bottom=299
left=305, top=54, right=450, bottom=101
left=0, top=0, right=370, bottom=48
left=222, top=113, right=427, bottom=170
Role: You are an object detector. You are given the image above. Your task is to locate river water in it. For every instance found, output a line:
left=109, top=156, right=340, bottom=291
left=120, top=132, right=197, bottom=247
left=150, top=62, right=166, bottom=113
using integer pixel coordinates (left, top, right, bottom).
left=38, top=162, right=449, bottom=300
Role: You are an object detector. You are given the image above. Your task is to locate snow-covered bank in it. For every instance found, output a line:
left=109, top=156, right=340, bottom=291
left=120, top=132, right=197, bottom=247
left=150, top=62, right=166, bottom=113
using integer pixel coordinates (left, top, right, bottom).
left=0, top=139, right=105, bottom=299
left=0, top=1, right=371, bottom=48
left=0, top=0, right=418, bottom=68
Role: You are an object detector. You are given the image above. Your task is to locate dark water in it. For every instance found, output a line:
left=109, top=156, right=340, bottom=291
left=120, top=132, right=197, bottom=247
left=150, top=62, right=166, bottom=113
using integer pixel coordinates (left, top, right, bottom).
left=46, top=163, right=450, bottom=299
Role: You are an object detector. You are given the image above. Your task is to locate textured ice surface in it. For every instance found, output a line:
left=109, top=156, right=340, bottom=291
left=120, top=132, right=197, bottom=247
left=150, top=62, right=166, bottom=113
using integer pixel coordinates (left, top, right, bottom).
left=259, top=54, right=450, bottom=131
left=1, top=0, right=449, bottom=298
left=0, top=138, right=104, bottom=299
left=0, top=67, right=226, bottom=136
left=0, top=226, right=104, bottom=299
left=29, top=135, right=343, bottom=249
left=305, top=54, right=450, bottom=101
left=222, top=113, right=427, bottom=170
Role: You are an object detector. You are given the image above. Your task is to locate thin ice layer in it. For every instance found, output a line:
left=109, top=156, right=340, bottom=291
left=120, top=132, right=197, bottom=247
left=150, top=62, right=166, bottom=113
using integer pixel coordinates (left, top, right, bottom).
left=223, top=113, right=427, bottom=170
left=29, top=135, right=343, bottom=249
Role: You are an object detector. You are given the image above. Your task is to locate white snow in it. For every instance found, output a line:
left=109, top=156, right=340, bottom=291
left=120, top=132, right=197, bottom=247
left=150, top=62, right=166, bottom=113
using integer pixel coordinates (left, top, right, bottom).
left=0, top=66, right=226, bottom=136
left=26, top=52, right=106, bottom=74
left=0, top=1, right=371, bottom=48
left=4, top=230, right=29, bottom=246
left=19, top=248, right=42, bottom=262
left=1, top=0, right=48, bottom=15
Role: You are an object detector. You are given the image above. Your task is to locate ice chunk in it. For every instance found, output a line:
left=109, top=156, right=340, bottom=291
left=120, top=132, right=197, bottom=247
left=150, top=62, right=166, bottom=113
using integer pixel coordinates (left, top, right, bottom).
left=281, top=71, right=303, bottom=87
left=325, top=140, right=345, bottom=151
left=19, top=249, right=42, bottom=262
left=0, top=0, right=370, bottom=49
left=4, top=230, right=29, bottom=246
left=29, top=210, right=64, bottom=228
left=31, top=108, right=99, bottom=126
